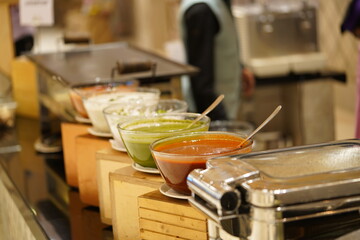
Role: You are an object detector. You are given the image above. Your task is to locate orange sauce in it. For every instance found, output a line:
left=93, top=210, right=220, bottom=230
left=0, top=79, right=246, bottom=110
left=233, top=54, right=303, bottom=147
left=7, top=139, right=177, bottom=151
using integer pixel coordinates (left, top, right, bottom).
left=153, top=134, right=251, bottom=194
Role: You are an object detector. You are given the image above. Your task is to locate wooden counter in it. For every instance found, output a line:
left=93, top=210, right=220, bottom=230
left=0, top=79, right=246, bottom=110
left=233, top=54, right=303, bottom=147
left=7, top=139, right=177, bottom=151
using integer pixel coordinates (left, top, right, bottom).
left=109, top=166, right=163, bottom=240
left=138, top=190, right=208, bottom=240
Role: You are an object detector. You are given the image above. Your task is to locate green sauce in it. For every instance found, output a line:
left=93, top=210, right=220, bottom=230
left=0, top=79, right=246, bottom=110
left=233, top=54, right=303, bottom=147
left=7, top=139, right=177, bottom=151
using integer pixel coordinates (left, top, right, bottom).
left=132, top=122, right=194, bottom=132
left=120, top=118, right=209, bottom=168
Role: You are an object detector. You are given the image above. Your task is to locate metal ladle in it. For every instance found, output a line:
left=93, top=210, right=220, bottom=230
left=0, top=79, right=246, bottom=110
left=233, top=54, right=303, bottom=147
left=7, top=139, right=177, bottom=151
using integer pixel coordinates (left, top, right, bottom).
left=186, top=94, right=225, bottom=129
left=238, top=105, right=282, bottom=147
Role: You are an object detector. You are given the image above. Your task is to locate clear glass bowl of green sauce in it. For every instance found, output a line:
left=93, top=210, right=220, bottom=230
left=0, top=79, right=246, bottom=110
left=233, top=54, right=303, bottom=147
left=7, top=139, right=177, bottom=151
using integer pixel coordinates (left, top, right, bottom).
left=118, top=112, right=210, bottom=169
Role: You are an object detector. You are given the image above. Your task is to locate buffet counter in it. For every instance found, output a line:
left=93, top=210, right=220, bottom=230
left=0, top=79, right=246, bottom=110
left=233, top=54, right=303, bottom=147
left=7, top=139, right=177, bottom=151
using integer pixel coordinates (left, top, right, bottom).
left=1, top=117, right=360, bottom=240
left=0, top=116, right=210, bottom=240
left=0, top=117, right=112, bottom=240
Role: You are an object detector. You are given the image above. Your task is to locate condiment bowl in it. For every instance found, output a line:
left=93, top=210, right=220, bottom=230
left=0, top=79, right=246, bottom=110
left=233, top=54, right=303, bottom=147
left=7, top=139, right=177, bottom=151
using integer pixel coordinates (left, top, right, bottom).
left=150, top=131, right=253, bottom=195
left=210, top=120, right=254, bottom=136
left=69, top=79, right=139, bottom=119
left=83, top=87, right=160, bottom=133
left=104, top=99, right=188, bottom=150
left=118, top=112, right=210, bottom=169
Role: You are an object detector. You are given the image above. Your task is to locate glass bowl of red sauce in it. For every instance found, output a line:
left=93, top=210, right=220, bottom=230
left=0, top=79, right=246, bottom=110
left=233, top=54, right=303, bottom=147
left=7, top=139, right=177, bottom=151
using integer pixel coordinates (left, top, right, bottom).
left=150, top=131, right=253, bottom=196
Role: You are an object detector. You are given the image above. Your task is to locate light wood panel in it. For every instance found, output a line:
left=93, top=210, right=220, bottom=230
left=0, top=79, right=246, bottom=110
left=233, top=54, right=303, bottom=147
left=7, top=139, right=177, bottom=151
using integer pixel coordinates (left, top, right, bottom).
left=138, top=190, right=208, bottom=240
left=11, top=57, right=39, bottom=118
left=96, top=148, right=132, bottom=225
left=109, top=166, right=163, bottom=240
left=132, top=0, right=168, bottom=54
left=0, top=2, right=15, bottom=77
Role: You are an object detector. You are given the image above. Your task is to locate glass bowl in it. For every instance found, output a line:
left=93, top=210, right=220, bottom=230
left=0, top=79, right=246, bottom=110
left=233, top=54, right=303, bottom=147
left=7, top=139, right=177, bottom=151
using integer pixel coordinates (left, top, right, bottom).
left=209, top=120, right=254, bottom=136
left=154, top=99, right=188, bottom=114
left=69, top=78, right=140, bottom=119
left=150, top=131, right=253, bottom=195
left=83, top=87, right=160, bottom=133
left=104, top=99, right=188, bottom=150
left=118, top=112, right=210, bottom=169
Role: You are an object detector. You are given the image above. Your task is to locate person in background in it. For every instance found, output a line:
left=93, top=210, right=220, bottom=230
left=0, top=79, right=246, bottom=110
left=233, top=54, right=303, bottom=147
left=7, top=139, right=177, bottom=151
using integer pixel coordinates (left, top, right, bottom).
left=10, top=5, right=35, bottom=56
left=341, top=0, right=360, bottom=138
left=179, top=0, right=255, bottom=120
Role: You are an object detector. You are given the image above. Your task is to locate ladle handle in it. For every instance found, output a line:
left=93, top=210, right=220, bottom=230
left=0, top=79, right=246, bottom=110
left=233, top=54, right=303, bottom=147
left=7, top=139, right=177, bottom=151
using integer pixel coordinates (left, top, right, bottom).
left=186, top=94, right=224, bottom=129
left=239, top=105, right=282, bottom=147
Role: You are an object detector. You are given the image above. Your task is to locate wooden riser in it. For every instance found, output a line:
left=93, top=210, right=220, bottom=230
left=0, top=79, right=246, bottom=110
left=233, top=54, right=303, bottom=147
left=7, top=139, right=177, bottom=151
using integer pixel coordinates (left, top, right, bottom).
left=76, top=134, right=110, bottom=206
left=61, top=122, right=89, bottom=187
left=96, top=148, right=132, bottom=225
left=138, top=190, right=208, bottom=240
left=110, top=166, right=163, bottom=240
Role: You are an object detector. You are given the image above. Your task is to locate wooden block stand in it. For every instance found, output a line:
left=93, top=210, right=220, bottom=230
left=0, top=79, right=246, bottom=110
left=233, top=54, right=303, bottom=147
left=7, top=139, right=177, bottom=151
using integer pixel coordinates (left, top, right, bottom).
left=138, top=190, right=208, bottom=240
left=96, top=148, right=132, bottom=225
left=76, top=134, right=110, bottom=206
left=61, top=122, right=89, bottom=187
left=110, top=166, right=163, bottom=240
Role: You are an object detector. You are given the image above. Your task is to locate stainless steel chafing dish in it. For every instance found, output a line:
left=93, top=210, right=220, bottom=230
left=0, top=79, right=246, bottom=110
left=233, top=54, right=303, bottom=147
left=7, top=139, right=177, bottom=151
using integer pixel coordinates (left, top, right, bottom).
left=187, top=140, right=360, bottom=239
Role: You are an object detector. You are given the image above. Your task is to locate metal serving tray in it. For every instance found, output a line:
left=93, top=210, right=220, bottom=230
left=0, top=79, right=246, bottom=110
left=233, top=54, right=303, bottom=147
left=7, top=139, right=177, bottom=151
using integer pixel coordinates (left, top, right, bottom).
left=187, top=140, right=360, bottom=239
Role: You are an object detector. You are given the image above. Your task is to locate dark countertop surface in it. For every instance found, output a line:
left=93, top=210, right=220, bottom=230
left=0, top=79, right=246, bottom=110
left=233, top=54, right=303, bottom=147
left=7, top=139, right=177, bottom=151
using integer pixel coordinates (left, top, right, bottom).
left=0, top=116, right=112, bottom=240
left=26, top=42, right=198, bottom=87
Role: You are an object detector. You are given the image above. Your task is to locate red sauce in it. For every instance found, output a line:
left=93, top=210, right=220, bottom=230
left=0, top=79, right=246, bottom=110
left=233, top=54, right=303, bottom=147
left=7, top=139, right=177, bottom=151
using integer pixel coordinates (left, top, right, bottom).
left=153, top=134, right=251, bottom=195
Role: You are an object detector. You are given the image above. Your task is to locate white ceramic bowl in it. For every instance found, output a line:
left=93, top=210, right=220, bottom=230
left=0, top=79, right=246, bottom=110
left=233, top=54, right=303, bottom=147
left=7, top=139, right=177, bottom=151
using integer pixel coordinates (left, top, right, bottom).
left=69, top=79, right=139, bottom=118
left=83, top=87, right=160, bottom=133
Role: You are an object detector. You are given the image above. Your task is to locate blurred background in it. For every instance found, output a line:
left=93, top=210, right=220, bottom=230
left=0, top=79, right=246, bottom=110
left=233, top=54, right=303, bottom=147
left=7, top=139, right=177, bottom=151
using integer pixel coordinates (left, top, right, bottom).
left=0, top=0, right=356, bottom=144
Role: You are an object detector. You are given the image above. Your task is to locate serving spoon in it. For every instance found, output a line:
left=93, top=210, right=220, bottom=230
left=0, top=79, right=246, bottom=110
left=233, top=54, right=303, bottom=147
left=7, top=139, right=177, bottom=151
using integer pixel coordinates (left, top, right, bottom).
left=238, top=105, right=282, bottom=147
left=186, top=94, right=225, bottom=129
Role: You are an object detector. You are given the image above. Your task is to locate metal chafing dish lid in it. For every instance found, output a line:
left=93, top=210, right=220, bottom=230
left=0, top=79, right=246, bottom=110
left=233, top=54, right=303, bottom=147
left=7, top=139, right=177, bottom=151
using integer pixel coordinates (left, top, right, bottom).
left=194, top=140, right=360, bottom=208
